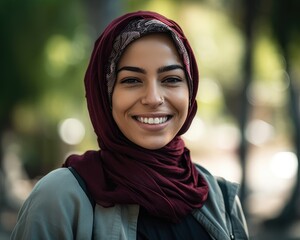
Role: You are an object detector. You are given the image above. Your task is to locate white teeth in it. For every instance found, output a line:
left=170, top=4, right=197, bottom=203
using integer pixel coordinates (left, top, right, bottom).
left=137, top=117, right=168, bottom=125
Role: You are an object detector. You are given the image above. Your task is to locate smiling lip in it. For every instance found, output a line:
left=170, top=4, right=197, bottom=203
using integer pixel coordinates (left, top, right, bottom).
left=133, top=115, right=172, bottom=125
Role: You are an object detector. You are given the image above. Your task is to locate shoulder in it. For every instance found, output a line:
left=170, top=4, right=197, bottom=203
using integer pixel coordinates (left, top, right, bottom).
left=194, top=163, right=239, bottom=196
left=11, top=168, right=94, bottom=239
left=33, top=168, right=81, bottom=195
left=194, top=163, right=241, bottom=215
left=194, top=163, right=249, bottom=238
left=35, top=167, right=77, bottom=187
left=28, top=167, right=93, bottom=213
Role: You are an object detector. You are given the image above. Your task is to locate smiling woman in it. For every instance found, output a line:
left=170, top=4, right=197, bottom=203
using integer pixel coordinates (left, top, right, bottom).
left=112, top=34, right=189, bottom=150
left=11, top=11, right=249, bottom=240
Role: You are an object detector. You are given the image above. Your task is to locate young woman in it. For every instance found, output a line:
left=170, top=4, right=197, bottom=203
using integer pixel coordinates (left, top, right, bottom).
left=11, top=11, right=249, bottom=240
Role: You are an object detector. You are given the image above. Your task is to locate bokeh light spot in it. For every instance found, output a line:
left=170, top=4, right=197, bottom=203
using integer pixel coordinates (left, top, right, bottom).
left=58, top=118, right=85, bottom=145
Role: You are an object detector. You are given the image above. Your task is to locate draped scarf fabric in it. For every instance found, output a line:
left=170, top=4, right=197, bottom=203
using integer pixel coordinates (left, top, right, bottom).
left=63, top=11, right=209, bottom=222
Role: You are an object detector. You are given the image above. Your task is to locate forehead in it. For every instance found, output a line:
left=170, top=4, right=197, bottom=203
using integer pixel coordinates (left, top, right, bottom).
left=118, top=33, right=182, bottom=67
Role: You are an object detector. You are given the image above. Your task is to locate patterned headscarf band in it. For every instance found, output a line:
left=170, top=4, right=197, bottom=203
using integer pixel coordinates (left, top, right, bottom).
left=106, top=18, right=193, bottom=102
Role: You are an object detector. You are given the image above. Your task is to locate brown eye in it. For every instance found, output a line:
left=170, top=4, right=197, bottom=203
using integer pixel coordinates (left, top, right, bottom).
left=162, top=77, right=183, bottom=84
left=120, top=78, right=142, bottom=84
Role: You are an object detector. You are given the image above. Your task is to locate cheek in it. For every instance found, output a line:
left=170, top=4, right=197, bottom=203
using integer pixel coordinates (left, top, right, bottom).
left=111, top=89, right=134, bottom=124
left=178, top=92, right=190, bottom=130
left=111, top=90, right=123, bottom=124
left=172, top=88, right=189, bottom=116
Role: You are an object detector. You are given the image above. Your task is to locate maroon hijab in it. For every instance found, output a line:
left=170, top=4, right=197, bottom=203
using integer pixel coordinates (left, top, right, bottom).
left=63, top=11, right=208, bottom=222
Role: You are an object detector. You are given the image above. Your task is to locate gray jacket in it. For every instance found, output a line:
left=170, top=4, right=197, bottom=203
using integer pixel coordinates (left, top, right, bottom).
left=11, top=165, right=249, bottom=240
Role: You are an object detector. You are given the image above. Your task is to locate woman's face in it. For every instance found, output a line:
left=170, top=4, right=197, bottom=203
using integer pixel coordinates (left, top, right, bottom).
left=112, top=34, right=189, bottom=150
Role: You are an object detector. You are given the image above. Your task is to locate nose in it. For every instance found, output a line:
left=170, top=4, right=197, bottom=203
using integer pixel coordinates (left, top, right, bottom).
left=140, top=81, right=164, bottom=107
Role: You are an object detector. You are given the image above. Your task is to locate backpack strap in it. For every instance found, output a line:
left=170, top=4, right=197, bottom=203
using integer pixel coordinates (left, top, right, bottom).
left=217, top=177, right=235, bottom=240
left=68, top=167, right=95, bottom=208
left=217, top=177, right=231, bottom=214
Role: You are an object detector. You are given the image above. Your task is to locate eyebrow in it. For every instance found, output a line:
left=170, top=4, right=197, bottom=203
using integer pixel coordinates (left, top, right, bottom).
left=117, top=66, right=146, bottom=74
left=117, top=64, right=184, bottom=74
left=157, top=64, right=184, bottom=73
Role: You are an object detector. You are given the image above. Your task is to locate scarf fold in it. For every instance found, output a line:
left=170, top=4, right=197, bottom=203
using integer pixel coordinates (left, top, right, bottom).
left=63, top=10, right=209, bottom=223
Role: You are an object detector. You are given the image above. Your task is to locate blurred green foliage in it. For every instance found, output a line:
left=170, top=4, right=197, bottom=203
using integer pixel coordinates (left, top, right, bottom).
left=1, top=0, right=91, bottom=176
